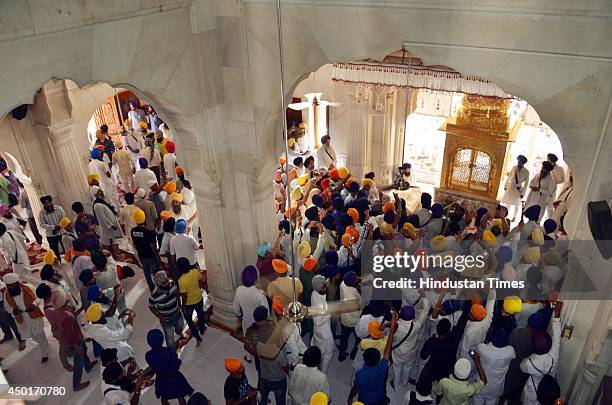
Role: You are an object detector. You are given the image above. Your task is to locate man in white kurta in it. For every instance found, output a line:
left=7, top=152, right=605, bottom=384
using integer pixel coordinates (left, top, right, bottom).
left=472, top=331, right=516, bottom=405
left=547, top=154, right=566, bottom=187
left=310, top=275, right=334, bottom=373
left=89, top=154, right=120, bottom=209
left=525, top=162, right=557, bottom=222
left=91, top=187, right=124, bottom=250
left=501, top=155, right=530, bottom=221
left=0, top=225, right=38, bottom=285
left=282, top=320, right=308, bottom=368
left=458, top=289, right=496, bottom=366
left=180, top=185, right=199, bottom=239
left=392, top=294, right=430, bottom=388
left=118, top=200, right=137, bottom=243
left=2, top=274, right=50, bottom=361
left=134, top=166, right=157, bottom=191
left=288, top=347, right=330, bottom=405
left=163, top=151, right=178, bottom=181
left=85, top=314, right=135, bottom=363
left=339, top=276, right=362, bottom=359
left=112, top=147, right=136, bottom=193
left=123, top=127, right=144, bottom=169
left=552, top=175, right=573, bottom=230
left=316, top=135, right=337, bottom=168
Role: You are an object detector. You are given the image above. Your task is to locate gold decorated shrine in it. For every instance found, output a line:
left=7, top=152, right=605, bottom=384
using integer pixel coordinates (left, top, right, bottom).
left=436, top=95, right=521, bottom=210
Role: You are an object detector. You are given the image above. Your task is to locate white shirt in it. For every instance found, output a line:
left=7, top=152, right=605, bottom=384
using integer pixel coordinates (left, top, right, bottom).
left=95, top=258, right=120, bottom=291
left=525, top=173, right=557, bottom=209
left=88, top=159, right=110, bottom=180
left=141, top=146, right=161, bottom=167
left=413, top=208, right=432, bottom=227
left=232, top=285, right=268, bottom=333
left=310, top=291, right=334, bottom=352
left=520, top=319, right=561, bottom=404
left=0, top=229, right=28, bottom=264
left=119, top=205, right=137, bottom=235
left=169, top=233, right=199, bottom=264
left=288, top=364, right=330, bottom=405
left=124, top=130, right=144, bottom=153
left=163, top=153, right=178, bottom=180
left=392, top=298, right=430, bottom=364
left=73, top=255, right=94, bottom=289
left=316, top=144, right=336, bottom=168
left=127, top=109, right=146, bottom=130
left=112, top=149, right=134, bottom=172
left=134, top=168, right=157, bottom=191
left=339, top=281, right=362, bottom=327
left=458, top=289, right=496, bottom=360
left=474, top=342, right=516, bottom=400
left=171, top=204, right=195, bottom=224
left=355, top=314, right=384, bottom=339
left=550, top=164, right=565, bottom=185
left=502, top=165, right=530, bottom=203
left=85, top=323, right=134, bottom=362
left=159, top=232, right=174, bottom=262
left=101, top=381, right=132, bottom=405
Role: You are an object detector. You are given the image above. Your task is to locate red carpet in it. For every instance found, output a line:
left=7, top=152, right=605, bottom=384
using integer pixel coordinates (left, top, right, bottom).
left=115, top=248, right=139, bottom=265
left=27, top=242, right=46, bottom=266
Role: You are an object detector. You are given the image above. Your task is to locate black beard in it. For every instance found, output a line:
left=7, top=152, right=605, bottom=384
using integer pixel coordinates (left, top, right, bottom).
left=8, top=287, right=21, bottom=297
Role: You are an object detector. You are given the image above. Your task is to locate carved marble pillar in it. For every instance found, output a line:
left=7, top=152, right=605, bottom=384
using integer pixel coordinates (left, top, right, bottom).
left=379, top=91, right=396, bottom=184
left=252, top=170, right=277, bottom=246
left=392, top=89, right=412, bottom=171
left=43, top=119, right=89, bottom=212
left=190, top=174, right=240, bottom=329
left=345, top=98, right=368, bottom=179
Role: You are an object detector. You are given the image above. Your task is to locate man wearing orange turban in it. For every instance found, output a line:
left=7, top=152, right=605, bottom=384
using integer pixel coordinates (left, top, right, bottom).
left=266, top=259, right=304, bottom=303
left=224, top=358, right=257, bottom=403
left=458, top=289, right=496, bottom=362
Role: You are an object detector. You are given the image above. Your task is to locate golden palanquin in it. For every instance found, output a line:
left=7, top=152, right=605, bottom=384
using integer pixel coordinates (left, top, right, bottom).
left=438, top=95, right=520, bottom=205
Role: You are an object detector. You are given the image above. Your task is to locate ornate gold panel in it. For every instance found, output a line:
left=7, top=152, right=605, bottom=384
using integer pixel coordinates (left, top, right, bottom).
left=456, top=95, right=511, bottom=137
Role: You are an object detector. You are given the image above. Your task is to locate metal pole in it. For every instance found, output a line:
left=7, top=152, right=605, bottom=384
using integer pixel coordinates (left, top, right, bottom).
left=275, top=0, right=298, bottom=308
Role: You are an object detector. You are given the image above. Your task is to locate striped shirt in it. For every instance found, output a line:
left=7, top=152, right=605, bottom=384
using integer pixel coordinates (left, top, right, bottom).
left=148, top=283, right=180, bottom=318
left=39, top=205, right=66, bottom=234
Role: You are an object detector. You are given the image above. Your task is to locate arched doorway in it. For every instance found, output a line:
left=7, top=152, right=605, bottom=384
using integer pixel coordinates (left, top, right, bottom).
left=281, top=59, right=572, bottom=227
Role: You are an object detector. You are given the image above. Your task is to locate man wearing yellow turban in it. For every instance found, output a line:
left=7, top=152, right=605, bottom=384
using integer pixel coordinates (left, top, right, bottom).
left=482, top=229, right=497, bottom=248
left=87, top=173, right=100, bottom=186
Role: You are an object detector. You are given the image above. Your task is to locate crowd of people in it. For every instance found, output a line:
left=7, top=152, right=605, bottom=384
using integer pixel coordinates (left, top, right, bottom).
left=0, top=106, right=212, bottom=404
left=227, top=135, right=570, bottom=404
left=0, top=119, right=573, bottom=405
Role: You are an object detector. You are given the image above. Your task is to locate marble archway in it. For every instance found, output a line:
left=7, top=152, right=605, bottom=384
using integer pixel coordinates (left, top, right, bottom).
left=0, top=77, right=241, bottom=327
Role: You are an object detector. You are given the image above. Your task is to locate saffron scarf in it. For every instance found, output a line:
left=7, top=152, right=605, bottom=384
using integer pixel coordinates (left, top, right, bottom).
left=4, top=283, right=44, bottom=323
